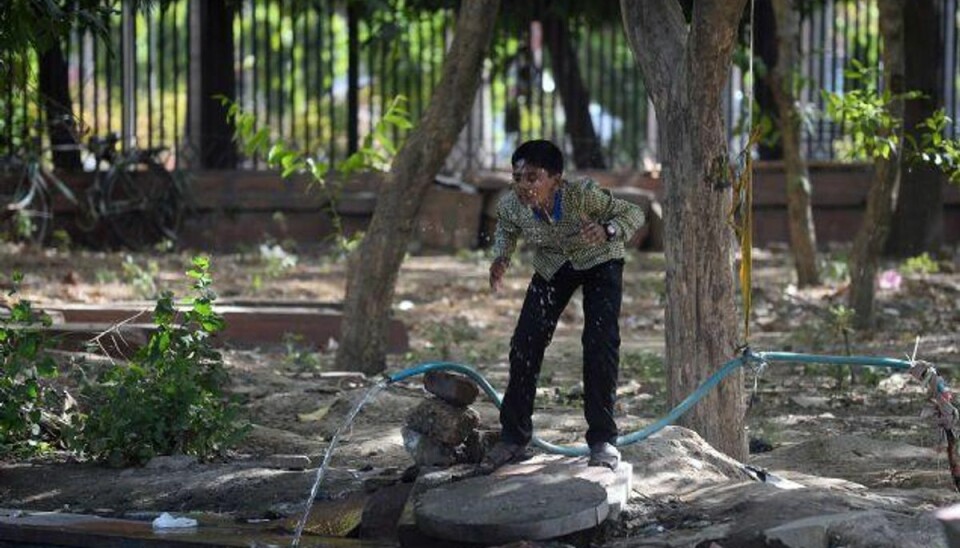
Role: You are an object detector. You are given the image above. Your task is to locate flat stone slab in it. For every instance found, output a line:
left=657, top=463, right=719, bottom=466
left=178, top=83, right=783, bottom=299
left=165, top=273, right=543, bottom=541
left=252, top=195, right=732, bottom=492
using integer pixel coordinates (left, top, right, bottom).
left=414, top=455, right=632, bottom=544
left=494, top=454, right=633, bottom=515
left=416, top=475, right=608, bottom=544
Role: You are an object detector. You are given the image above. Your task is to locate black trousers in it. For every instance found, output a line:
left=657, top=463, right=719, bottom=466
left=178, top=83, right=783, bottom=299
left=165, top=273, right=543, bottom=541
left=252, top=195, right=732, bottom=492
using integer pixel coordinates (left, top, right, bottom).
left=499, top=259, right=623, bottom=447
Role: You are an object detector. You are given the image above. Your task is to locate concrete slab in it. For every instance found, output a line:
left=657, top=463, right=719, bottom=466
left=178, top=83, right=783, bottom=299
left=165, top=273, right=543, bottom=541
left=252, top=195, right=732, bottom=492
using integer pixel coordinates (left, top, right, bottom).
left=416, top=474, right=608, bottom=544
left=412, top=455, right=632, bottom=545
left=41, top=303, right=409, bottom=353
left=492, top=454, right=633, bottom=516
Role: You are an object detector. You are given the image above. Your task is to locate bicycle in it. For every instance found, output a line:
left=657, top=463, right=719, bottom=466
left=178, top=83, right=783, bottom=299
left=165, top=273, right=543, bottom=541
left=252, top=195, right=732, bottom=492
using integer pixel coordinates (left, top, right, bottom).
left=0, top=154, right=50, bottom=244
left=1, top=132, right=184, bottom=250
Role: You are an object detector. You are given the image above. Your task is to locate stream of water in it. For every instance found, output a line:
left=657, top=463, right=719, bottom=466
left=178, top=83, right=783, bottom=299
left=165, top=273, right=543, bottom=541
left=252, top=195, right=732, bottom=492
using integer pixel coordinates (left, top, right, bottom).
left=290, top=379, right=388, bottom=547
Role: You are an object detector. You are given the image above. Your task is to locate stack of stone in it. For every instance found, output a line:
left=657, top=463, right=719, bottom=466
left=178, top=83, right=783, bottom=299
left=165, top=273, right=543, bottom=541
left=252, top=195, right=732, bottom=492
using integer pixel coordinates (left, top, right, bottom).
left=402, top=371, right=492, bottom=467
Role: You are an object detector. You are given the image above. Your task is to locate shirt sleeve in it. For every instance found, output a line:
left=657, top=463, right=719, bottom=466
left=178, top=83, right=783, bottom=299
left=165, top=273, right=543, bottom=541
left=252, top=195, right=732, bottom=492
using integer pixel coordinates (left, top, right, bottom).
left=491, top=195, right=521, bottom=260
left=579, top=178, right=646, bottom=242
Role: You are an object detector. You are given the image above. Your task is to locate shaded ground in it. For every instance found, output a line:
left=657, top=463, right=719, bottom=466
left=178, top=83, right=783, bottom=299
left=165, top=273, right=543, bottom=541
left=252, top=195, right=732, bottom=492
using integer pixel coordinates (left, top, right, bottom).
left=2, top=242, right=960, bottom=545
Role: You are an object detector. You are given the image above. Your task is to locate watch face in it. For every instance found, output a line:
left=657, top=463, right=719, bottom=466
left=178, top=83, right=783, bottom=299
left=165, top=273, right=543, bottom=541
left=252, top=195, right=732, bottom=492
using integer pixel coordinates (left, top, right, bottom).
left=605, top=224, right=616, bottom=237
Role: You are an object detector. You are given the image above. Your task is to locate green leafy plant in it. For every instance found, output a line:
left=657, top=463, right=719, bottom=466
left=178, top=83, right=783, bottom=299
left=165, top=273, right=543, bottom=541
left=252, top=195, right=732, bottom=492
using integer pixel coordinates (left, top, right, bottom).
left=70, top=256, right=246, bottom=466
left=900, top=252, right=940, bottom=275
left=421, top=317, right=479, bottom=361
left=826, top=304, right=857, bottom=388
left=282, top=333, right=321, bottom=371
left=822, top=60, right=921, bottom=161
left=120, top=254, right=159, bottom=299
left=0, top=274, right=59, bottom=456
left=910, top=108, right=960, bottom=185
left=820, top=254, right=850, bottom=284
left=826, top=64, right=960, bottom=185
left=221, top=95, right=411, bottom=256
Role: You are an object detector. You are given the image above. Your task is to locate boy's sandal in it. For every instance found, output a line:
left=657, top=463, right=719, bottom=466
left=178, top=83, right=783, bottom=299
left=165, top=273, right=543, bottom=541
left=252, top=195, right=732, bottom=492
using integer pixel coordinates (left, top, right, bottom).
left=478, top=441, right=528, bottom=475
left=588, top=442, right=620, bottom=471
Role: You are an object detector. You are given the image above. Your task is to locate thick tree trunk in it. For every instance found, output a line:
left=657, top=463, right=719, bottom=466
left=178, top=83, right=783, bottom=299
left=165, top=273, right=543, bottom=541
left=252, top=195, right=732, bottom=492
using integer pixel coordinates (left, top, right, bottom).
left=335, top=0, right=500, bottom=374
left=38, top=41, right=81, bottom=170
left=769, top=0, right=819, bottom=286
left=754, top=0, right=783, bottom=160
left=541, top=10, right=606, bottom=169
left=622, top=0, right=747, bottom=460
left=188, top=0, right=237, bottom=169
left=886, top=0, right=944, bottom=257
left=848, top=0, right=905, bottom=328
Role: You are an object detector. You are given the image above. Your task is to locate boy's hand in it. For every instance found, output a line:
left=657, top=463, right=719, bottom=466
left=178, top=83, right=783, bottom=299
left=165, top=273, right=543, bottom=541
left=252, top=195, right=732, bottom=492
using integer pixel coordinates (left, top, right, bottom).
left=489, top=257, right=509, bottom=292
left=579, top=220, right=607, bottom=246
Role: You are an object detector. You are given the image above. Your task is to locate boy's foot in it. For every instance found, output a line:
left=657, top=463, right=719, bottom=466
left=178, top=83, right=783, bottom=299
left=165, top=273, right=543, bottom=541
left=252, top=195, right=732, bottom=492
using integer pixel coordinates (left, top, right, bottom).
left=588, top=442, right=620, bottom=470
left=477, top=441, right=528, bottom=475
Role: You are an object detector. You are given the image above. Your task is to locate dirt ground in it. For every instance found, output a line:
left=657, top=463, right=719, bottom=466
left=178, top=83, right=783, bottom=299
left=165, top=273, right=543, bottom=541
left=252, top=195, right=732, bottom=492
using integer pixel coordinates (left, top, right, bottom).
left=2, top=241, right=960, bottom=545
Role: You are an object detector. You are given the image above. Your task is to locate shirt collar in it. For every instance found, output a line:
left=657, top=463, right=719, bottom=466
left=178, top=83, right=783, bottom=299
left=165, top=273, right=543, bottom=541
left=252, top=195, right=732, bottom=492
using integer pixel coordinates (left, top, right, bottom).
left=533, top=188, right=563, bottom=223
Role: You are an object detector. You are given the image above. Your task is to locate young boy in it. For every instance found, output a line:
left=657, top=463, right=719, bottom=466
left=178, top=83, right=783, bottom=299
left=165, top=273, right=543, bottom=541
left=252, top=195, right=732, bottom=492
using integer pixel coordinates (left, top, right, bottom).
left=481, top=139, right=645, bottom=473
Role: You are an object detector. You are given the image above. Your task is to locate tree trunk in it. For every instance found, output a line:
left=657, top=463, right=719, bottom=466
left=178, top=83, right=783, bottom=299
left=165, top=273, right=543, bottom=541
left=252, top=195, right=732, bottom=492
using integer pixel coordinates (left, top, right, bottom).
left=754, top=0, right=783, bottom=160
left=769, top=0, right=819, bottom=286
left=38, top=41, right=81, bottom=170
left=541, top=10, right=607, bottom=169
left=886, top=0, right=944, bottom=257
left=848, top=0, right=905, bottom=328
left=188, top=0, right=237, bottom=169
left=334, top=0, right=501, bottom=375
left=621, top=0, right=747, bottom=460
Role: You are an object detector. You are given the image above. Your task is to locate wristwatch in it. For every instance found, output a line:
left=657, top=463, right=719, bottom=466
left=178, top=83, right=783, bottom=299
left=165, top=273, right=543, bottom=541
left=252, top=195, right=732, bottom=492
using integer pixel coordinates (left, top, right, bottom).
left=603, top=222, right=617, bottom=241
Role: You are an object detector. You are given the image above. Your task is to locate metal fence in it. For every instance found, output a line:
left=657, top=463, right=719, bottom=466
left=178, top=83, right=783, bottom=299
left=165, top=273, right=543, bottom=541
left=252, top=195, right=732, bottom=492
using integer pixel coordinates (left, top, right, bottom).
left=2, top=0, right=959, bottom=172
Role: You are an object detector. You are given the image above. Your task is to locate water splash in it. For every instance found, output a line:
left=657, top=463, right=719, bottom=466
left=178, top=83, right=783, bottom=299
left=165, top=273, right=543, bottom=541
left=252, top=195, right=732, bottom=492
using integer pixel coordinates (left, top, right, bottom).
left=290, top=379, right=388, bottom=547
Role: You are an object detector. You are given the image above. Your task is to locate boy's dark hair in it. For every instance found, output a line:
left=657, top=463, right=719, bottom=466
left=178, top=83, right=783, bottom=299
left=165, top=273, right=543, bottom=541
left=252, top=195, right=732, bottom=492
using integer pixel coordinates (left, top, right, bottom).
left=512, top=139, right=564, bottom=175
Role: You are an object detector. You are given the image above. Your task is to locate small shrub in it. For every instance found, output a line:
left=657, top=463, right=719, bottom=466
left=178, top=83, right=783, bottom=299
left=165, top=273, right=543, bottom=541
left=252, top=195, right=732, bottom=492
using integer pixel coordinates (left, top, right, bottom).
left=120, top=254, right=159, bottom=299
left=620, top=351, right=665, bottom=384
left=282, top=333, right=321, bottom=370
left=0, top=276, right=59, bottom=456
left=421, top=317, right=479, bottom=361
left=70, top=256, right=246, bottom=466
left=900, top=252, right=939, bottom=275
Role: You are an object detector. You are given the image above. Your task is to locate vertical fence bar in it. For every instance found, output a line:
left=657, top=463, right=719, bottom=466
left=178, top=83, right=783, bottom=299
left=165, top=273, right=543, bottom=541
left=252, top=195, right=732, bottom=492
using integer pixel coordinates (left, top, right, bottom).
left=146, top=10, right=154, bottom=149
left=159, top=7, right=167, bottom=147
left=824, top=0, right=835, bottom=158
left=347, top=2, right=358, bottom=155
left=317, top=2, right=326, bottom=157
left=301, top=7, right=308, bottom=149
left=949, top=0, right=958, bottom=138
left=327, top=0, right=335, bottom=164
left=816, top=0, right=828, bottom=159
left=172, top=1, right=179, bottom=166
left=947, top=2, right=960, bottom=136
left=263, top=1, right=271, bottom=142
left=5, top=54, right=12, bottom=150
left=416, top=14, right=425, bottom=122
left=608, top=26, right=617, bottom=166
left=250, top=0, right=257, bottom=130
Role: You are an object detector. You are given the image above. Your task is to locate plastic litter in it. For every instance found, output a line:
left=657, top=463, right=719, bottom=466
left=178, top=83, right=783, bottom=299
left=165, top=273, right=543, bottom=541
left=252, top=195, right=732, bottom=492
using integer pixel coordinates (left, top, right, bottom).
left=152, top=512, right=198, bottom=529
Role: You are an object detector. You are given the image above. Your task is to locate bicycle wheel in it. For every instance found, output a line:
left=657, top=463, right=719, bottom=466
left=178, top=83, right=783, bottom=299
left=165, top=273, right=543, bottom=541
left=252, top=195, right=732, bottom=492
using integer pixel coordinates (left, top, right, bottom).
left=1, top=170, right=50, bottom=245
left=102, top=161, right=182, bottom=250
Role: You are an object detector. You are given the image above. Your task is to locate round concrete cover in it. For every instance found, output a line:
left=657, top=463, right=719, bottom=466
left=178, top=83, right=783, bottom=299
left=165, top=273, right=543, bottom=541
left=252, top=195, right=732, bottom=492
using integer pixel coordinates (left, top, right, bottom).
left=415, top=475, right=610, bottom=544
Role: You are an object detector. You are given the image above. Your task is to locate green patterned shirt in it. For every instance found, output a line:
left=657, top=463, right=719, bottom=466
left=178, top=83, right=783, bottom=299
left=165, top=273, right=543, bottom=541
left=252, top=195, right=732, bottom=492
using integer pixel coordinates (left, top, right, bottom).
left=492, top=177, right=645, bottom=280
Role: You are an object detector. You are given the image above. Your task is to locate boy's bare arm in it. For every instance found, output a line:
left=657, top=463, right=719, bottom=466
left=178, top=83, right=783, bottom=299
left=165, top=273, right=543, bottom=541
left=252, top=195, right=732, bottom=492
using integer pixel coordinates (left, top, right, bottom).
left=489, top=256, right=510, bottom=292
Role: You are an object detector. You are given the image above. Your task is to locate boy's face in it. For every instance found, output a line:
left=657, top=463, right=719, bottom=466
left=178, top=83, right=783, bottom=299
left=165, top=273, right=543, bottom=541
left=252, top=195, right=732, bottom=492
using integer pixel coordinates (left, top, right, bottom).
left=511, top=161, right=560, bottom=208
